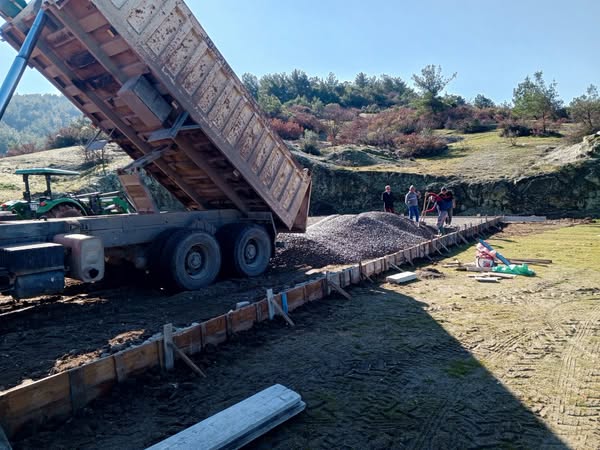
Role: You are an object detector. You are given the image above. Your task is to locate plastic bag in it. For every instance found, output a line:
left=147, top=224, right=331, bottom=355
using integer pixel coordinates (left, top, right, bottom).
left=492, top=264, right=536, bottom=276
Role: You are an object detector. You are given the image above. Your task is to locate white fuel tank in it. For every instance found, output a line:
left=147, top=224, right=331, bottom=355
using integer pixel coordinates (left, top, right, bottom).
left=53, top=234, right=105, bottom=283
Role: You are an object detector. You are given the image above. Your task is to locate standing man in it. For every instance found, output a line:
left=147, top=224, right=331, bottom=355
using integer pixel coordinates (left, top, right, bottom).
left=444, top=188, right=456, bottom=225
left=405, top=185, right=421, bottom=222
left=382, top=185, right=395, bottom=213
left=436, top=187, right=453, bottom=234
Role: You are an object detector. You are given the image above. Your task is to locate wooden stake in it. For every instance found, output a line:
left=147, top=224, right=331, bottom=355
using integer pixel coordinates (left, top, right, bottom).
left=457, top=231, right=470, bottom=245
left=271, top=299, right=295, bottom=327
left=475, top=277, right=500, bottom=283
left=359, top=262, right=374, bottom=283
left=465, top=266, right=493, bottom=272
left=163, top=323, right=174, bottom=371
left=327, top=280, right=352, bottom=300
left=468, top=273, right=516, bottom=279
left=170, top=343, right=207, bottom=378
left=509, top=258, right=553, bottom=264
left=390, top=263, right=402, bottom=272
left=438, top=239, right=450, bottom=253
left=266, top=289, right=275, bottom=320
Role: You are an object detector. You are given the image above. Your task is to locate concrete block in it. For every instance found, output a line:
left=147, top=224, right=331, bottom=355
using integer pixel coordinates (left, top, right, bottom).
left=386, top=271, right=417, bottom=284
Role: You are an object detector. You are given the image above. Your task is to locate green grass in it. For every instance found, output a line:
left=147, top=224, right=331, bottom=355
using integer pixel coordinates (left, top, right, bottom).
left=338, top=129, right=566, bottom=181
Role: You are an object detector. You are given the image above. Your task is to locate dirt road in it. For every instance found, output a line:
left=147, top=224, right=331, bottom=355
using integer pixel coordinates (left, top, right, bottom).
left=9, top=220, right=600, bottom=449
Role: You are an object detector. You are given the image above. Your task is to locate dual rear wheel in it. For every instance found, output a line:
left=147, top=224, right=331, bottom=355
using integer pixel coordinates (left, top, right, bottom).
left=152, top=224, right=272, bottom=291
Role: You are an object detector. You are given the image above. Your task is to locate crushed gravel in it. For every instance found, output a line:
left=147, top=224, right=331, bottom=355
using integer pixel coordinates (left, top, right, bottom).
left=273, top=212, right=436, bottom=268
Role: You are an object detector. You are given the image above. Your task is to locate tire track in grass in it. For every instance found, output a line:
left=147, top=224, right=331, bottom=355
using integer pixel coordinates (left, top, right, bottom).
left=551, top=306, right=600, bottom=446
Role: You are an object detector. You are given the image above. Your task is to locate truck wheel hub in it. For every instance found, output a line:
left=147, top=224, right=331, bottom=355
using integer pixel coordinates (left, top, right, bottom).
left=186, top=250, right=204, bottom=272
left=244, top=241, right=257, bottom=262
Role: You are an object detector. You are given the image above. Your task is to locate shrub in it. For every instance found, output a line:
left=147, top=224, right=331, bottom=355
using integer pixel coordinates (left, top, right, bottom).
left=269, top=118, right=304, bottom=140
left=6, top=141, right=43, bottom=156
left=45, top=117, right=97, bottom=150
left=394, top=134, right=448, bottom=158
left=337, top=116, right=369, bottom=145
left=498, top=121, right=532, bottom=138
left=287, top=105, right=324, bottom=134
left=300, top=130, right=321, bottom=155
left=337, top=108, right=421, bottom=148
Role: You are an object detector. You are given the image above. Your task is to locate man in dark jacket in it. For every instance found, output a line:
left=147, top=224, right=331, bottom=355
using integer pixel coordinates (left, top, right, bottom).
left=436, top=187, right=453, bottom=234
left=441, top=189, right=456, bottom=225
left=382, top=185, right=395, bottom=213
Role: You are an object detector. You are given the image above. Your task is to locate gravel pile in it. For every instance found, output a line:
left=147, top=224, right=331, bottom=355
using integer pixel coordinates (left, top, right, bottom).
left=273, top=212, right=436, bottom=269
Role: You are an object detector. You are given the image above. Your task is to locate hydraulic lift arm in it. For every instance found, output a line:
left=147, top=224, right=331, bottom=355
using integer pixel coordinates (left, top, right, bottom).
left=0, top=7, right=46, bottom=120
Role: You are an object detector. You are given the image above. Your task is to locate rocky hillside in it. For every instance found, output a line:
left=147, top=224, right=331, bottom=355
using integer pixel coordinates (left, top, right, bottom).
left=295, top=133, right=600, bottom=218
left=1, top=134, right=597, bottom=218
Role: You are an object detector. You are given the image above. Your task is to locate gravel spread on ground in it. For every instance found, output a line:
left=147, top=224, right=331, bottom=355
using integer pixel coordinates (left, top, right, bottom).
left=273, top=212, right=436, bottom=268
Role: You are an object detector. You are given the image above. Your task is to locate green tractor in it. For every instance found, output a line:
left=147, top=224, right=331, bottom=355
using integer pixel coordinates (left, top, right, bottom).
left=0, top=168, right=134, bottom=219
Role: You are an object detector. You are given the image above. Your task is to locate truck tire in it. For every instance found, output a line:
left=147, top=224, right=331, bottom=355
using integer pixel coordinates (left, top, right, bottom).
left=218, top=224, right=272, bottom=278
left=161, top=230, right=221, bottom=291
left=146, top=228, right=181, bottom=278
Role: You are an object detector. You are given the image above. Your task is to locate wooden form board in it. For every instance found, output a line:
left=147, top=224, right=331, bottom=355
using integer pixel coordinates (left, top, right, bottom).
left=0, top=217, right=502, bottom=439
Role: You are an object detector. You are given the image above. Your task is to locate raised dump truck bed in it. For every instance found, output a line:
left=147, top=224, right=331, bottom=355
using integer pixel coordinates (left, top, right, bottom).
left=0, top=0, right=312, bottom=299
left=0, top=0, right=311, bottom=232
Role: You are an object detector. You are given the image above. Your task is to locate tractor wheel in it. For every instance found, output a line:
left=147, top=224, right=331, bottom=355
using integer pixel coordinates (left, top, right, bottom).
left=160, top=230, right=221, bottom=291
left=44, top=204, right=84, bottom=218
left=217, top=224, right=272, bottom=278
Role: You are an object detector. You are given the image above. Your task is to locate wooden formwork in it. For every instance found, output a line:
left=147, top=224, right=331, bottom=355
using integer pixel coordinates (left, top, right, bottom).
left=0, top=217, right=502, bottom=439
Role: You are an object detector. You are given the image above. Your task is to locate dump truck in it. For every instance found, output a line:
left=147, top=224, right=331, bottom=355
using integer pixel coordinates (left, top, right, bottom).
left=0, top=0, right=311, bottom=299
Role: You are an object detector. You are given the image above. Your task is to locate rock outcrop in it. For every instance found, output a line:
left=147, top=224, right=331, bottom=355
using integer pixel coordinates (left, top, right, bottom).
left=298, top=134, right=600, bottom=218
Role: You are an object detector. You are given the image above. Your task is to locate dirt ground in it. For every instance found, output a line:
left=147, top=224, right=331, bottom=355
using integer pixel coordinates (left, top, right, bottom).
left=5, top=220, right=600, bottom=449
left=0, top=213, right=438, bottom=391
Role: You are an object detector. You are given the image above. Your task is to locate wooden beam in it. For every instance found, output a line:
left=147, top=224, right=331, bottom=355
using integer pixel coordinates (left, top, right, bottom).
left=457, top=231, right=470, bottom=245
left=327, top=280, right=352, bottom=300
left=28, top=40, right=209, bottom=210
left=9, top=9, right=210, bottom=212
left=170, top=343, right=206, bottom=378
left=163, top=324, right=174, bottom=371
left=175, top=136, right=250, bottom=214
left=45, top=6, right=128, bottom=84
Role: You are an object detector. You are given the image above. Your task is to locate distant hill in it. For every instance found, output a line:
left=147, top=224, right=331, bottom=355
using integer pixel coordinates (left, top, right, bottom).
left=0, top=93, right=82, bottom=155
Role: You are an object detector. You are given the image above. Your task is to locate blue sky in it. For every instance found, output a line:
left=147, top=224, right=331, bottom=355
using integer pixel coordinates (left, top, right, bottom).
left=1, top=0, right=598, bottom=104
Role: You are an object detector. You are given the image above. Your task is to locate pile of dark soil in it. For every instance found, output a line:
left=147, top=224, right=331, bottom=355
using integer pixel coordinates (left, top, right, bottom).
left=273, top=212, right=435, bottom=268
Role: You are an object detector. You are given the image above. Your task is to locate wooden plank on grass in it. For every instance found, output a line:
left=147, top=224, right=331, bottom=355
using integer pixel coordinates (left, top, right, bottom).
left=146, top=384, right=305, bottom=450
left=475, top=277, right=500, bottom=283
left=386, top=272, right=417, bottom=284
